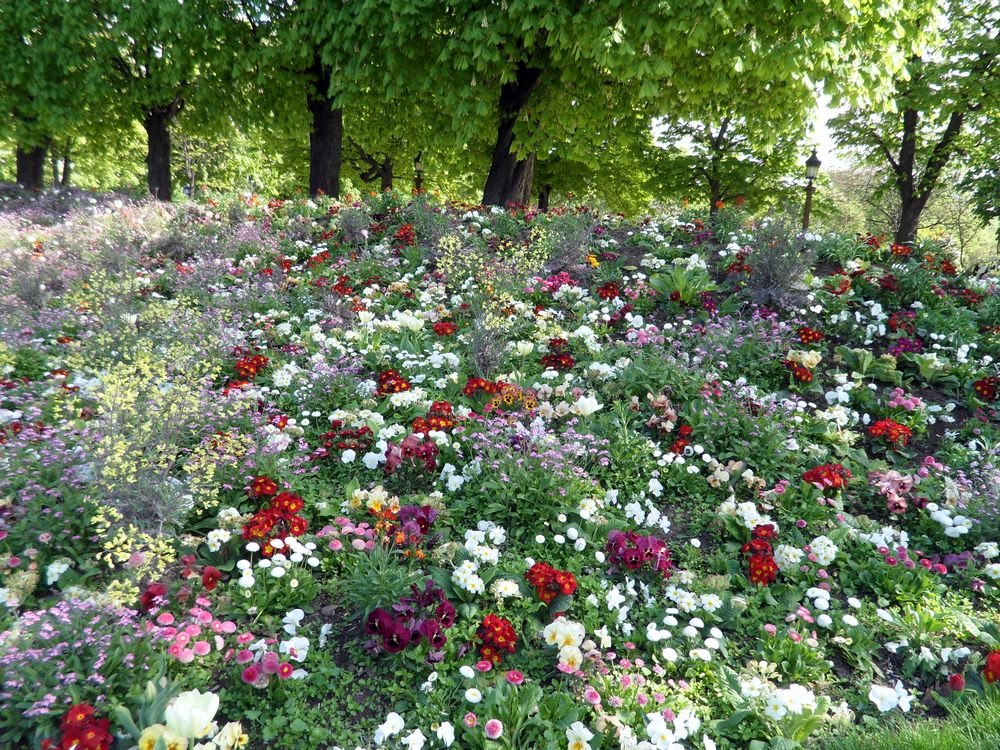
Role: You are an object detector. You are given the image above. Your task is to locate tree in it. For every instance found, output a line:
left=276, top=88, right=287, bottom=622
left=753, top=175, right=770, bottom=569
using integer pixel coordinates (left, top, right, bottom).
left=324, top=0, right=939, bottom=207
left=651, top=106, right=805, bottom=216
left=89, top=0, right=245, bottom=201
left=0, top=1, right=99, bottom=190
left=831, top=0, right=1000, bottom=244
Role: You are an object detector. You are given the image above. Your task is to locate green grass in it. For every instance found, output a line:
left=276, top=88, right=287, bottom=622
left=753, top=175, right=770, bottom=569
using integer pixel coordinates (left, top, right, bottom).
left=822, top=694, right=1000, bottom=750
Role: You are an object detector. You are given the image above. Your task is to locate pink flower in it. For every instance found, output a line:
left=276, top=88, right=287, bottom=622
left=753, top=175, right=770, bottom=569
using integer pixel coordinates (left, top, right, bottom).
left=351, top=539, right=367, bottom=551
left=156, top=612, right=175, bottom=626
left=484, top=719, right=503, bottom=740
left=220, top=621, right=237, bottom=634
left=235, top=649, right=254, bottom=664
left=237, top=632, right=254, bottom=645
left=475, top=660, right=493, bottom=672
left=278, top=662, right=294, bottom=679
left=174, top=632, right=191, bottom=647
left=328, top=539, right=343, bottom=551
left=193, top=641, right=211, bottom=656
left=464, top=712, right=478, bottom=728
left=177, top=648, right=195, bottom=664
left=241, top=665, right=260, bottom=684
left=583, top=687, right=601, bottom=705
left=505, top=670, right=524, bottom=685
left=763, top=623, right=777, bottom=636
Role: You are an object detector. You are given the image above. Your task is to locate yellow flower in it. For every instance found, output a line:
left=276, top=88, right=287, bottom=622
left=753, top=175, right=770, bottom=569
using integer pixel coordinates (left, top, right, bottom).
left=139, top=724, right=167, bottom=750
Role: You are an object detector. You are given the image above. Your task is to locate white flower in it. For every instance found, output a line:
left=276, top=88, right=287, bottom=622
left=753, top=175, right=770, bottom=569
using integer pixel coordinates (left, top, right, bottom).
left=459, top=665, right=475, bottom=679
left=436, top=722, right=455, bottom=747
left=282, top=609, right=305, bottom=635
left=566, top=721, right=594, bottom=750
left=465, top=688, right=483, bottom=703
left=164, top=690, right=220, bottom=739
left=571, top=395, right=603, bottom=417
left=401, top=728, right=426, bottom=750
left=374, top=712, right=405, bottom=745
left=868, top=684, right=899, bottom=712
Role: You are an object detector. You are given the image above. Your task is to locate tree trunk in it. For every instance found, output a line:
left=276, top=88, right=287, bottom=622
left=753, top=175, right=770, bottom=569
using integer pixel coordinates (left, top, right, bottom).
left=538, top=184, right=551, bottom=211
left=51, top=153, right=60, bottom=185
left=144, top=108, right=173, bottom=201
left=307, top=58, right=342, bottom=198
left=708, top=180, right=722, bottom=217
left=15, top=145, right=45, bottom=191
left=895, top=202, right=924, bottom=245
left=61, top=149, right=72, bottom=187
left=380, top=158, right=393, bottom=191
left=482, top=64, right=543, bottom=206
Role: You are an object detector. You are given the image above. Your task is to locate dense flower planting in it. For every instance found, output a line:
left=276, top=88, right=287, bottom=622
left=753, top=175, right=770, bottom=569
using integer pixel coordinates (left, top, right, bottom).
left=1, top=190, right=999, bottom=750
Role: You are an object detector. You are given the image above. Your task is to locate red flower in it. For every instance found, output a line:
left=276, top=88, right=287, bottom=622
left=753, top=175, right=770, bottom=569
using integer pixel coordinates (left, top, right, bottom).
left=802, top=463, right=851, bottom=490
left=139, top=582, right=167, bottom=612
left=201, top=566, right=222, bottom=591
left=985, top=650, right=1000, bottom=683
left=251, top=475, right=278, bottom=497
left=433, top=321, right=458, bottom=336
left=748, top=553, right=778, bottom=585
left=948, top=673, right=965, bottom=692
left=868, top=419, right=912, bottom=447
left=60, top=704, right=96, bottom=731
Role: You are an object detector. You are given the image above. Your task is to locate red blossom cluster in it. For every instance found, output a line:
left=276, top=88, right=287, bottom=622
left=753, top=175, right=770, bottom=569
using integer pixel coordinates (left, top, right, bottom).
left=307, top=249, right=331, bottom=268
left=868, top=418, right=912, bottom=447
left=393, top=223, right=416, bottom=247
left=605, top=529, right=672, bottom=578
left=877, top=272, right=900, bottom=292
left=985, top=650, right=1000, bottom=683
left=42, top=704, right=112, bottom=750
left=477, top=614, right=518, bottom=664
left=242, top=488, right=308, bottom=556
left=412, top=401, right=457, bottom=434
left=332, top=275, right=354, bottom=295
left=670, top=423, right=694, bottom=454
left=251, top=474, right=278, bottom=497
left=825, top=274, right=852, bottom=295
left=596, top=281, right=621, bottom=300
left=433, top=321, right=458, bottom=336
left=959, top=288, right=983, bottom=306
left=861, top=234, right=883, bottom=249
left=726, top=249, right=752, bottom=275
left=802, top=463, right=852, bottom=491
left=742, top=524, right=779, bottom=586
left=888, top=310, right=916, bottom=334
left=376, top=369, right=412, bottom=397
left=540, top=338, right=574, bottom=371
left=463, top=376, right=504, bottom=397
left=235, top=353, right=269, bottom=379
left=525, top=561, right=577, bottom=605
left=973, top=376, right=1000, bottom=402
left=798, top=326, right=824, bottom=345
left=384, top=433, right=439, bottom=476
left=890, top=243, right=912, bottom=257
left=312, top=422, right=375, bottom=461
left=783, top=359, right=813, bottom=383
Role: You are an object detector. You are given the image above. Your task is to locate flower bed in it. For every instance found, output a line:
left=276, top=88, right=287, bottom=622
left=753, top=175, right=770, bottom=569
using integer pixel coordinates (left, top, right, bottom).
left=1, top=191, right=999, bottom=750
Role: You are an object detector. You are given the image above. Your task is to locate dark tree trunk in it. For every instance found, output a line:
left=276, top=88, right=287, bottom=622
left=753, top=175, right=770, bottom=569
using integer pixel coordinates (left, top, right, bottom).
left=538, top=183, right=552, bottom=211
left=15, top=145, right=45, bottom=191
left=891, top=108, right=964, bottom=245
left=308, top=58, right=342, bottom=198
left=482, top=64, right=543, bottom=206
left=380, top=158, right=393, bottom=192
left=61, top=155, right=71, bottom=187
left=51, top=153, right=59, bottom=185
left=144, top=108, right=173, bottom=201
left=708, top=180, right=722, bottom=217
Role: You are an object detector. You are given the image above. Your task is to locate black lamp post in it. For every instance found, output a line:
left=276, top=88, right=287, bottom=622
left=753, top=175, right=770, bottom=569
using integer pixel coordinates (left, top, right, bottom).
left=414, top=152, right=424, bottom=192
left=802, top=148, right=821, bottom=231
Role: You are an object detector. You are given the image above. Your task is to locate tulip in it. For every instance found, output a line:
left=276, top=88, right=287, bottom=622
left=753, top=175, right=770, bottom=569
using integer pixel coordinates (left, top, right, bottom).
left=164, top=689, right=220, bottom=739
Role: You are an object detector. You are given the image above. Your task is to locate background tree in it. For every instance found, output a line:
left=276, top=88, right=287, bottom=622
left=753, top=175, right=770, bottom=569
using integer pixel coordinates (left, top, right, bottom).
left=89, top=0, right=246, bottom=201
left=831, top=0, right=1000, bottom=244
left=0, top=1, right=101, bottom=189
left=324, top=0, right=939, bottom=207
left=651, top=106, right=805, bottom=216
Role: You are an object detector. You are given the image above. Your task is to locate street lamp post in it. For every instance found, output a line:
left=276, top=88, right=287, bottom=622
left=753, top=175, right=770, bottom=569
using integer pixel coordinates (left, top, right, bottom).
left=414, top=152, right=424, bottom=192
left=802, top=148, right=821, bottom=231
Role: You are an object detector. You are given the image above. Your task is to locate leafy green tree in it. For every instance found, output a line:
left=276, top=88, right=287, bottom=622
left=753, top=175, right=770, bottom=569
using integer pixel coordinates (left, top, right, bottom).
left=88, top=0, right=246, bottom=201
left=831, top=0, right=1000, bottom=244
left=651, top=108, right=805, bottom=216
left=0, top=1, right=100, bottom=189
left=324, top=0, right=939, bottom=206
